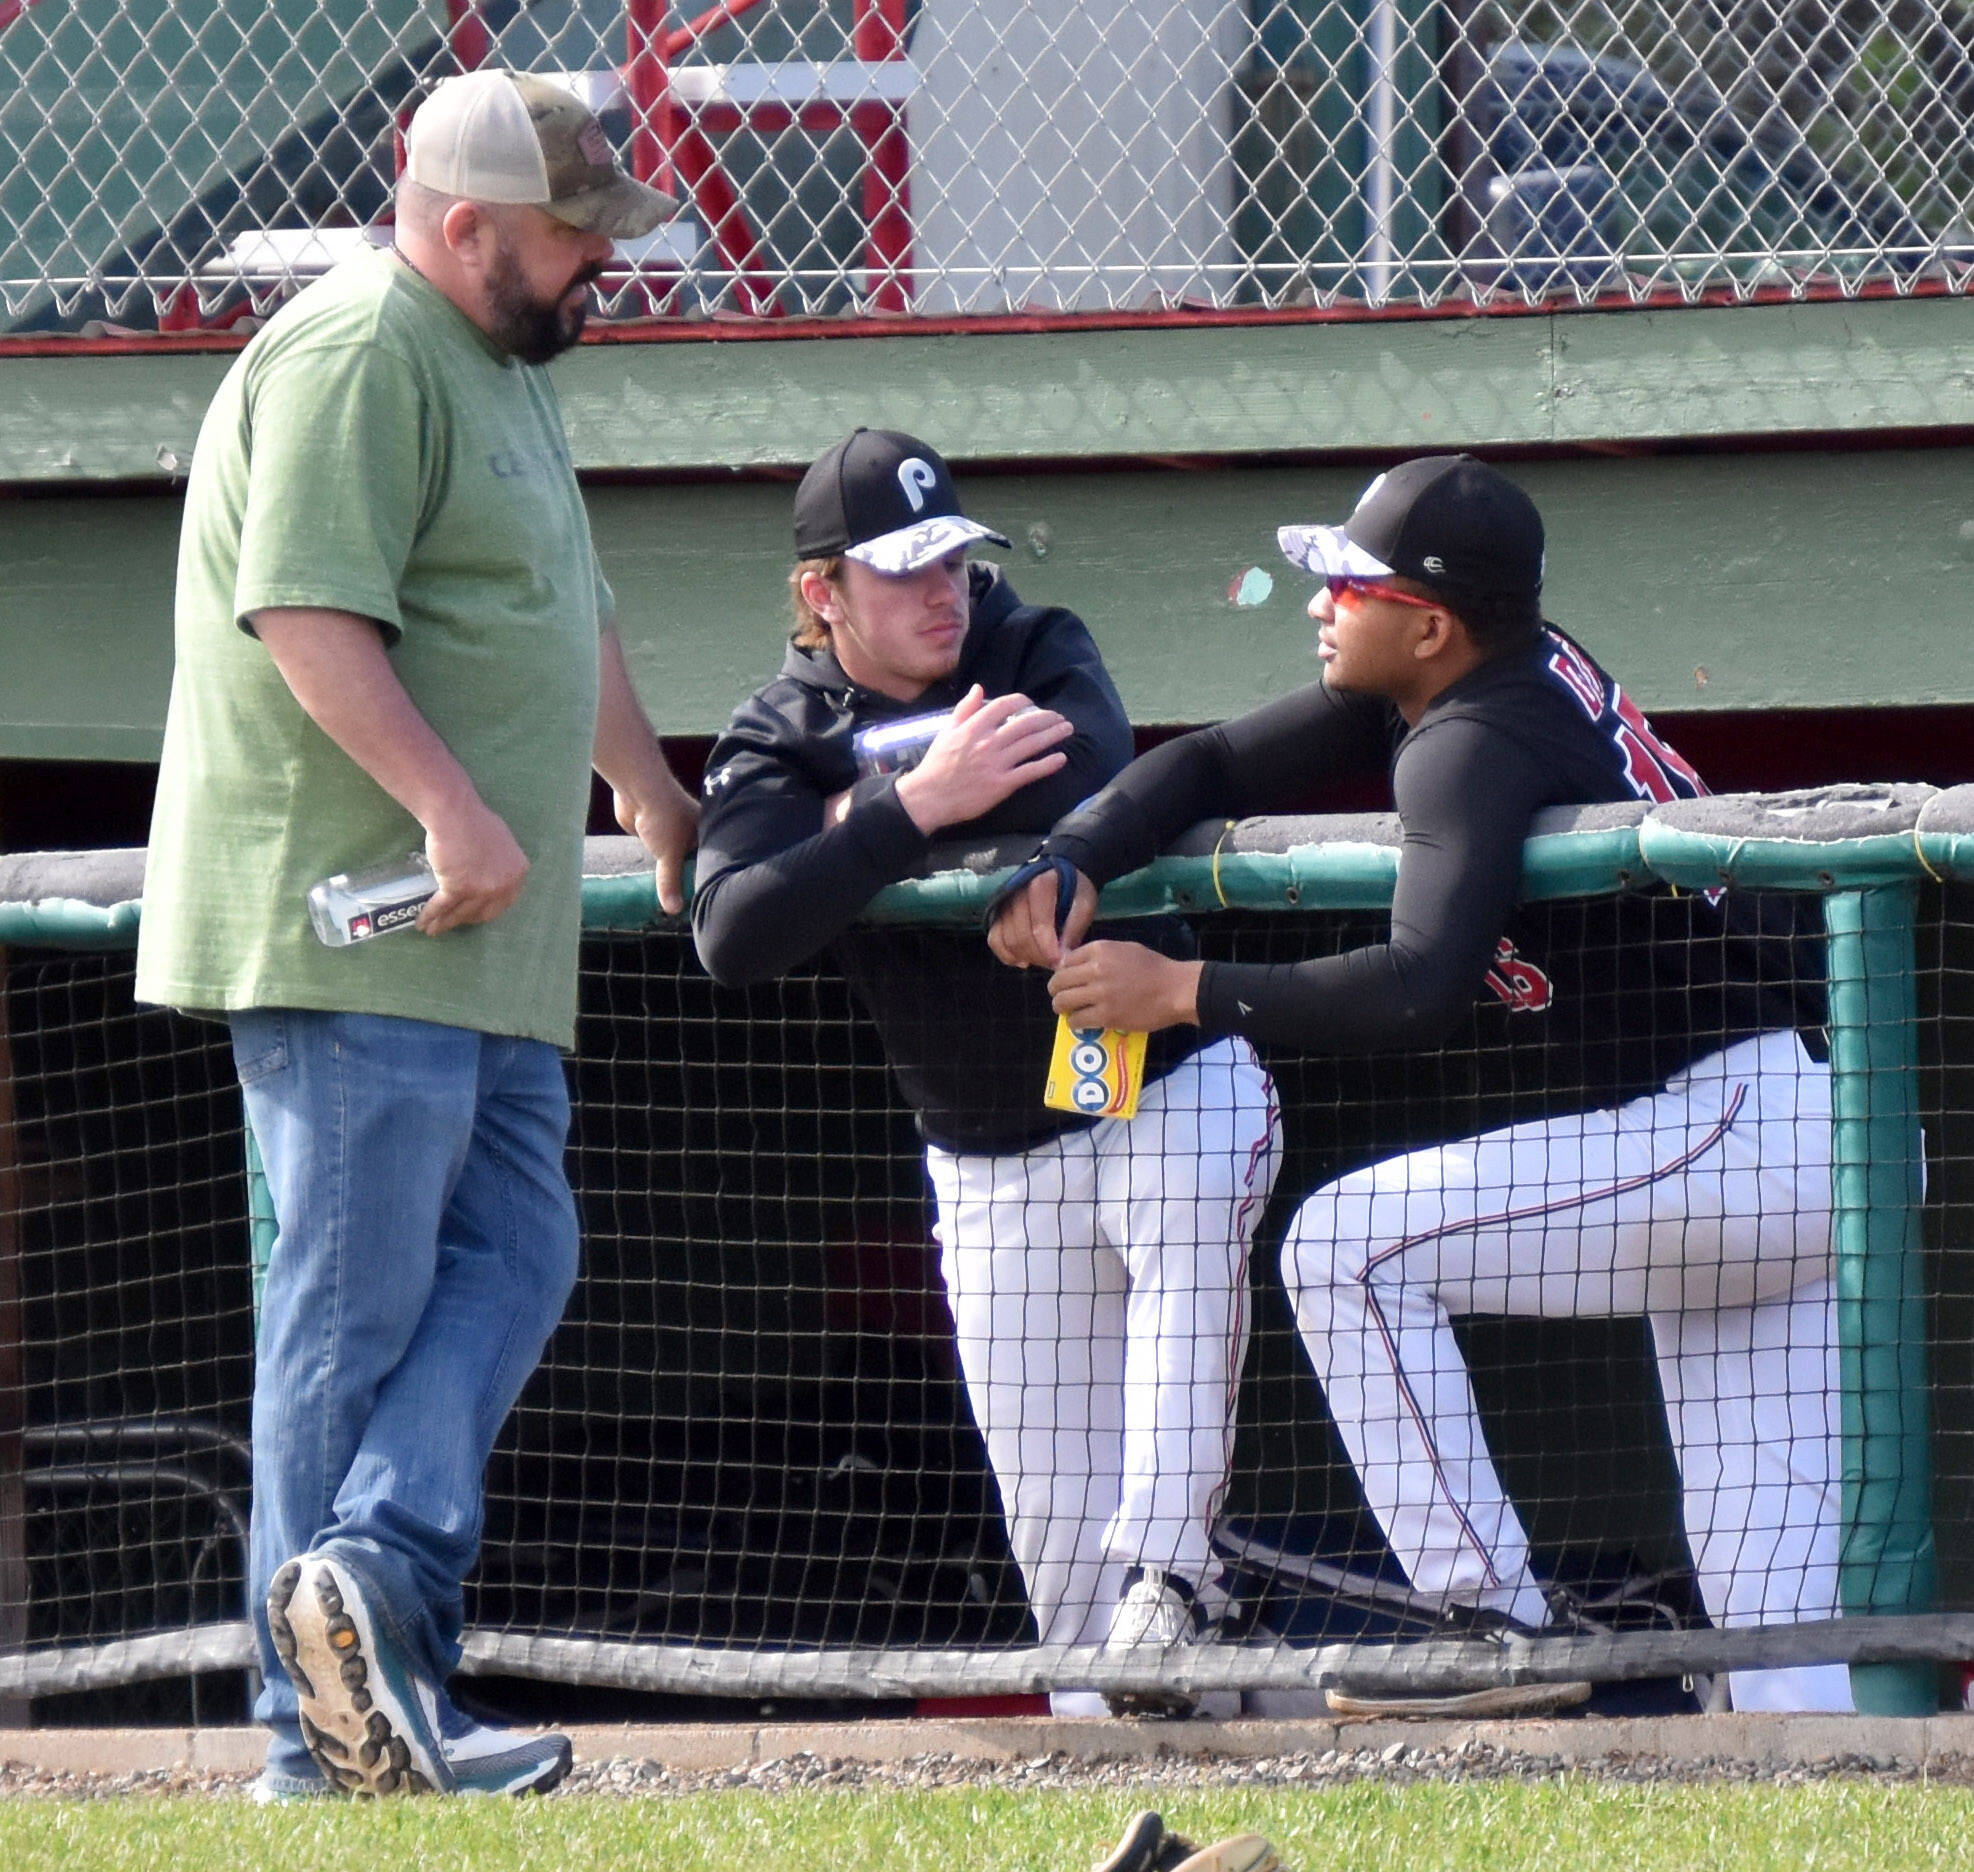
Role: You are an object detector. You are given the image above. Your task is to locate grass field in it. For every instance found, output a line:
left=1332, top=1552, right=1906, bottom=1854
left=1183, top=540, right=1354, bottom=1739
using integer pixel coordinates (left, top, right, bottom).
left=1, top=1780, right=1968, bottom=1872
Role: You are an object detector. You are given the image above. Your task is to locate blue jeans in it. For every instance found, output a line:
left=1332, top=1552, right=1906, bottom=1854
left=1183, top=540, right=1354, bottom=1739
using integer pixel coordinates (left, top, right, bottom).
left=231, top=1009, right=581, bottom=1776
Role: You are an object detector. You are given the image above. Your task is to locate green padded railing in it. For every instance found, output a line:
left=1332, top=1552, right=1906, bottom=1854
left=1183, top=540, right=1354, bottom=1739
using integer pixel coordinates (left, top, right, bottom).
left=3, top=780, right=1968, bottom=1709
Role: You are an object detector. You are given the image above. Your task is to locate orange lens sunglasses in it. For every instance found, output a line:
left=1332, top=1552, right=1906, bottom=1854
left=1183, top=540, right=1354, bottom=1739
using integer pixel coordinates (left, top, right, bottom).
left=1325, top=575, right=1440, bottom=611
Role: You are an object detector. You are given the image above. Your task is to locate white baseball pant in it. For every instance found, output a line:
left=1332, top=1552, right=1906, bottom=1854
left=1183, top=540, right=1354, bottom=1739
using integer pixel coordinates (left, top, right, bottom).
left=1282, top=1028, right=1851, bottom=1712
left=926, top=1037, right=1280, bottom=1676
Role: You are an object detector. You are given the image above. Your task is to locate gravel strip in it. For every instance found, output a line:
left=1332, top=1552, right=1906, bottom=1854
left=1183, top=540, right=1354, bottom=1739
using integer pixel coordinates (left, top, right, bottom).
left=5, top=1742, right=1972, bottom=1800
left=550, top=1742, right=1974, bottom=1796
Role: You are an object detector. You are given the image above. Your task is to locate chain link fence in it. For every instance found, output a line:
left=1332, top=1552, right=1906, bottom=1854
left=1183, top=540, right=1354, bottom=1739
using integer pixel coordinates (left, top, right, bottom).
left=2, top=3, right=1971, bottom=334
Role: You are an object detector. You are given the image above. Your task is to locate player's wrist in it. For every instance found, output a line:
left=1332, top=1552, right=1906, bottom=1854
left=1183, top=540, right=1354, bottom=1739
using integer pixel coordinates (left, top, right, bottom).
left=893, top=767, right=949, bottom=835
left=1168, top=959, right=1206, bottom=1028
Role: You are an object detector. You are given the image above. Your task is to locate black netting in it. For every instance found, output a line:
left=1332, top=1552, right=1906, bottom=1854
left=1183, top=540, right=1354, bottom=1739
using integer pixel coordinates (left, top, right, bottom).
left=3, top=873, right=1957, bottom=1710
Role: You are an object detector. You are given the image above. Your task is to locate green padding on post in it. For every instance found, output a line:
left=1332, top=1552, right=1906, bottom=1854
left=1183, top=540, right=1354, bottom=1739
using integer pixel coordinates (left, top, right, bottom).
left=0, top=821, right=1934, bottom=946
left=0, top=899, right=142, bottom=949
left=1518, top=824, right=1646, bottom=902
left=1917, top=829, right=1974, bottom=881
left=862, top=850, right=1399, bottom=923
left=1639, top=820, right=1928, bottom=893
left=1823, top=884, right=1938, bottom=1714
left=581, top=872, right=669, bottom=930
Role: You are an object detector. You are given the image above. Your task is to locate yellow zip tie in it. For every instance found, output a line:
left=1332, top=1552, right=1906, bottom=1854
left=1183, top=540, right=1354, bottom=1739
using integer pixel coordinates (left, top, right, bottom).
left=1914, top=825, right=1947, bottom=885
left=1210, top=819, right=1238, bottom=909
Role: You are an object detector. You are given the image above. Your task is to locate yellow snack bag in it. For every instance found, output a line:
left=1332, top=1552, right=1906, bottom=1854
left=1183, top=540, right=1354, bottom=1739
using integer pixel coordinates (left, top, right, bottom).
left=1044, top=1017, right=1149, bottom=1120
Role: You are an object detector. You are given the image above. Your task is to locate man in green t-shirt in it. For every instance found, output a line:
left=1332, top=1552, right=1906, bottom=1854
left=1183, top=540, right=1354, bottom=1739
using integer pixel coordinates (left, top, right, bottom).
left=136, top=69, right=697, bottom=1801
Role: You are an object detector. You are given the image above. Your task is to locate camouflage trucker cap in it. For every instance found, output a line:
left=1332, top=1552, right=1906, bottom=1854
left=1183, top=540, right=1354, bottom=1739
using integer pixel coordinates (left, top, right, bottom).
left=404, top=69, right=677, bottom=240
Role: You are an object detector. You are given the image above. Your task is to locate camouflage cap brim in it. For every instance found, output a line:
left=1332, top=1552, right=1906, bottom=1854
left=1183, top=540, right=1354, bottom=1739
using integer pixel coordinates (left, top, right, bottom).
left=546, top=173, right=680, bottom=240
left=844, top=515, right=1013, bottom=575
left=1276, top=524, right=1395, bottom=580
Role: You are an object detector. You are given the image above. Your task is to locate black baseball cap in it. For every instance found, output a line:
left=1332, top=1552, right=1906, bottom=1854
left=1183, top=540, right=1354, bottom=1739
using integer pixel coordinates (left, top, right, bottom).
left=1277, top=455, right=1545, bottom=613
left=793, top=428, right=1011, bottom=574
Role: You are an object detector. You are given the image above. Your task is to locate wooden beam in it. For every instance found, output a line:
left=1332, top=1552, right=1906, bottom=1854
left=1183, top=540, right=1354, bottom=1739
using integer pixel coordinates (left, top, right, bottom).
left=2, top=296, right=1973, bottom=486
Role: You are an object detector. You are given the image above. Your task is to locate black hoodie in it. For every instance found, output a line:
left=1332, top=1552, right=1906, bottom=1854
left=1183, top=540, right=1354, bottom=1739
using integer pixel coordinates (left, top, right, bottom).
left=692, top=563, right=1199, bottom=1153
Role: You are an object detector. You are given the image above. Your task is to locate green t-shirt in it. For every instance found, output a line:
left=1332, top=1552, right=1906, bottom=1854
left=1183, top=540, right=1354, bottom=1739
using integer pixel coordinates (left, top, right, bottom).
left=136, top=246, right=604, bottom=1048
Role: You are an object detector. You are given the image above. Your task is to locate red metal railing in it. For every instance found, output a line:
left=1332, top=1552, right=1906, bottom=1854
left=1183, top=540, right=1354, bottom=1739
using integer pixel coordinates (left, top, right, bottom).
left=851, top=0, right=912, bottom=314
left=626, top=0, right=914, bottom=315
left=162, top=1, right=915, bottom=330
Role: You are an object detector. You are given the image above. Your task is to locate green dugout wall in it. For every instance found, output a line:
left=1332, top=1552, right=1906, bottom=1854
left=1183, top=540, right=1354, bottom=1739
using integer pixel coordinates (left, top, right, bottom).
left=1, top=292, right=1971, bottom=759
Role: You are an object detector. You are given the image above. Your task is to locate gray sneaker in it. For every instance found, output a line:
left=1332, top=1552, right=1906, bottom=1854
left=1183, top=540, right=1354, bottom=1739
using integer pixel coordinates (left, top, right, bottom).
left=438, top=1702, right=572, bottom=1796
left=266, top=1551, right=455, bottom=1796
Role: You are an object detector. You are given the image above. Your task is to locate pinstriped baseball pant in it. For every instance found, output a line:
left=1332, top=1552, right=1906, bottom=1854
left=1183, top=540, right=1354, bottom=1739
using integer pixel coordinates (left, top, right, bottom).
left=927, top=1038, right=1280, bottom=1659
left=1283, top=1029, right=1851, bottom=1712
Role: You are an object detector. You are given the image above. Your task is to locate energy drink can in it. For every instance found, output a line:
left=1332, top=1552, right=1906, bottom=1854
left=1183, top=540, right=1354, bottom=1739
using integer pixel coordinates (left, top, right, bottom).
left=853, top=709, right=953, bottom=779
left=307, top=853, right=438, bottom=947
left=1043, top=1017, right=1148, bottom=1120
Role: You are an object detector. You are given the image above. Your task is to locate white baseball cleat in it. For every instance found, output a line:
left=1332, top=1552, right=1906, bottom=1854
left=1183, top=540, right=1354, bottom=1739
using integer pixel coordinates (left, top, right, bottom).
left=1103, top=1568, right=1201, bottom=1719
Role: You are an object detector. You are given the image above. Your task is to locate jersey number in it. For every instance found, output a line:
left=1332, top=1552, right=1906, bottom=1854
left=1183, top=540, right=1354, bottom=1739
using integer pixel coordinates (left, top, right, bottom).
left=1611, top=687, right=1704, bottom=804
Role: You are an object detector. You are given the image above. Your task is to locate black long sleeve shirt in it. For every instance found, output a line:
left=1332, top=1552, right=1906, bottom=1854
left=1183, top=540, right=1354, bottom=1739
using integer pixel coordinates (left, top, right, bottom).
left=1040, top=626, right=1821, bottom=1111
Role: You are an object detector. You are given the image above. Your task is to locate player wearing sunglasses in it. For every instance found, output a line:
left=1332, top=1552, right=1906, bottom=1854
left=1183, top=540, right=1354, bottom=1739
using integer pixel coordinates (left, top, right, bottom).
left=989, top=455, right=1846, bottom=1714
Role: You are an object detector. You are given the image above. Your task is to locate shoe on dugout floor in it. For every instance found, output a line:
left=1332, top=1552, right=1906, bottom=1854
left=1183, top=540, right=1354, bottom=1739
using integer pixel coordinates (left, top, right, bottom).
left=1103, top=1568, right=1205, bottom=1720
left=266, top=1549, right=455, bottom=1796
left=1323, top=1600, right=1593, bottom=1719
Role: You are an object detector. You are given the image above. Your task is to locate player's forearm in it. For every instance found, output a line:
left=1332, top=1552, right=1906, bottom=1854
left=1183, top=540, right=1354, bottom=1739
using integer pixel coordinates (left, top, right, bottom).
left=592, top=627, right=698, bottom=912
left=964, top=663, right=1135, bottom=836
left=1049, top=682, right=1390, bottom=883
left=250, top=606, right=485, bottom=832
left=692, top=787, right=928, bottom=985
left=1197, top=941, right=1481, bottom=1052
left=1042, top=718, right=1257, bottom=885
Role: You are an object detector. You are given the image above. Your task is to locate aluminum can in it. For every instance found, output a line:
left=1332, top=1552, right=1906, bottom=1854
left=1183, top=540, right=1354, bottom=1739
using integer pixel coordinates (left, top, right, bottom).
left=853, top=709, right=953, bottom=779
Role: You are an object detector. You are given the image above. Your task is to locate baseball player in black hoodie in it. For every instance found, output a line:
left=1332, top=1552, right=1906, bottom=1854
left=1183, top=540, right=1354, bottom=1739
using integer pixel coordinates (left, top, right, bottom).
left=991, top=456, right=1848, bottom=1712
left=693, top=431, right=1279, bottom=1714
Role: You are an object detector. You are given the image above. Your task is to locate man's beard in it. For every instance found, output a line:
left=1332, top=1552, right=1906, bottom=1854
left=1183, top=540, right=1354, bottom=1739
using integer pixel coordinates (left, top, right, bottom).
left=483, top=241, right=603, bottom=364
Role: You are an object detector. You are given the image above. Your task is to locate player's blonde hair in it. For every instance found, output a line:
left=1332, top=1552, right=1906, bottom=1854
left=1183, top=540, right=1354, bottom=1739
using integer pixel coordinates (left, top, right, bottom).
left=789, top=556, right=843, bottom=649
